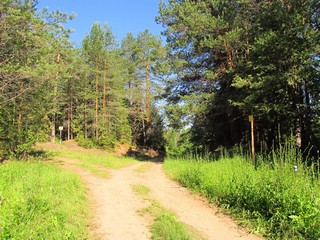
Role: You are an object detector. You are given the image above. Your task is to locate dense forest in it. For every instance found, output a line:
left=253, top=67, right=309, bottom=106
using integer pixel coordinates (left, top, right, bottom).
left=0, top=0, right=167, bottom=159
left=159, top=0, right=320, bottom=158
left=0, top=0, right=319, bottom=160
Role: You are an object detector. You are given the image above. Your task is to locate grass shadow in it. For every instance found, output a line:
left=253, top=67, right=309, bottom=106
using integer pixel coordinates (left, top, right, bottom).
left=29, top=148, right=56, bottom=161
left=125, top=148, right=165, bottom=163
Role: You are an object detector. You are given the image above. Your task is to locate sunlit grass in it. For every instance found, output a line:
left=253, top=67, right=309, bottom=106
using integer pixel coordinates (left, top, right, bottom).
left=164, top=154, right=320, bottom=239
left=48, top=148, right=138, bottom=169
left=0, top=161, right=88, bottom=239
left=132, top=184, right=151, bottom=196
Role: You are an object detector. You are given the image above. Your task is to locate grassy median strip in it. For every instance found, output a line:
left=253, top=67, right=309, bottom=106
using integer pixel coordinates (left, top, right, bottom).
left=0, top=161, right=88, bottom=239
left=132, top=184, right=200, bottom=240
left=134, top=162, right=153, bottom=173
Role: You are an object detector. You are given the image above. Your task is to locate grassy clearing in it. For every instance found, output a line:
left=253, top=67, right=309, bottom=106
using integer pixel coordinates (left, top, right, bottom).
left=0, top=161, right=88, bottom=239
left=48, top=148, right=138, bottom=170
left=132, top=184, right=201, bottom=240
left=164, top=153, right=320, bottom=239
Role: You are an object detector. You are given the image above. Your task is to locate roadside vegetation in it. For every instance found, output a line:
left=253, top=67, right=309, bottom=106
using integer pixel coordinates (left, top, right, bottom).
left=0, top=161, right=88, bottom=239
left=1, top=0, right=319, bottom=239
left=164, top=144, right=320, bottom=239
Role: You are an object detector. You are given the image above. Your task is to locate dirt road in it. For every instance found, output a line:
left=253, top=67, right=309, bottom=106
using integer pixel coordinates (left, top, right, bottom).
left=58, top=156, right=262, bottom=240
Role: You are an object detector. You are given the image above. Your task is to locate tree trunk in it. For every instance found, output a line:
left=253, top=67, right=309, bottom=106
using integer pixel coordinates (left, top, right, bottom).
left=51, top=72, right=58, bottom=143
left=142, top=118, right=146, bottom=146
left=84, top=100, right=88, bottom=139
left=145, top=64, right=151, bottom=124
left=17, top=83, right=23, bottom=133
left=103, top=58, right=107, bottom=118
left=51, top=53, right=61, bottom=143
left=67, top=79, right=73, bottom=140
left=95, top=64, right=99, bottom=139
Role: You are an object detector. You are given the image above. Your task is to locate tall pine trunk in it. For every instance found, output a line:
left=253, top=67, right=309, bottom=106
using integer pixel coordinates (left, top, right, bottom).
left=67, top=78, right=73, bottom=140
left=51, top=71, right=58, bottom=143
left=51, top=53, right=61, bottom=143
left=145, top=64, right=151, bottom=124
left=95, top=63, right=99, bottom=139
left=103, top=58, right=107, bottom=118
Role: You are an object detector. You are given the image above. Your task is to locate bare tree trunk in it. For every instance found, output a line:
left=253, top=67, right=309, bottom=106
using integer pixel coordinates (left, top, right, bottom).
left=95, top=64, right=99, bottom=139
left=103, top=58, right=107, bottom=118
left=17, top=83, right=23, bottom=133
left=142, top=118, right=146, bottom=146
left=84, top=100, right=88, bottom=139
left=51, top=53, right=61, bottom=143
left=145, top=64, right=151, bottom=124
left=67, top=78, right=74, bottom=140
left=70, top=96, right=73, bottom=139
left=51, top=72, right=58, bottom=143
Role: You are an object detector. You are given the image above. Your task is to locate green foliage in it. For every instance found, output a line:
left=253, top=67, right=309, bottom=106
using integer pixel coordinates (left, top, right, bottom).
left=121, top=31, right=166, bottom=148
left=0, top=161, right=88, bottom=239
left=164, top=148, right=320, bottom=239
left=0, top=0, right=74, bottom=159
left=164, top=129, right=193, bottom=157
left=75, top=135, right=96, bottom=149
left=1, top=1, right=166, bottom=159
left=158, top=0, right=320, bottom=156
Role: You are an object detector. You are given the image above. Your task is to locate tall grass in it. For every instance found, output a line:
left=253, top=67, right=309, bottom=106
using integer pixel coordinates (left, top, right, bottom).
left=0, top=161, right=88, bottom=239
left=164, top=143, right=320, bottom=239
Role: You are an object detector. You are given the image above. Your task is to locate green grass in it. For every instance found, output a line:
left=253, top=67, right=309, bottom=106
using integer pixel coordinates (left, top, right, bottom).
left=132, top=184, right=151, bottom=196
left=134, top=162, right=153, bottom=173
left=52, top=149, right=138, bottom=169
left=74, top=162, right=110, bottom=179
left=132, top=184, right=200, bottom=240
left=151, top=212, right=194, bottom=240
left=0, top=161, right=88, bottom=239
left=164, top=155, right=320, bottom=239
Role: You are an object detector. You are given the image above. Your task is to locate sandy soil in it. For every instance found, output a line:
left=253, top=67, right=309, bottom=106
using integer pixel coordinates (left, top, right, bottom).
left=54, top=156, right=262, bottom=240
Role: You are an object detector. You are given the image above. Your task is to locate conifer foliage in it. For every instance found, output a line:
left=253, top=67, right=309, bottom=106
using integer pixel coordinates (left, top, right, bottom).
left=158, top=0, right=320, bottom=156
left=0, top=0, right=166, bottom=159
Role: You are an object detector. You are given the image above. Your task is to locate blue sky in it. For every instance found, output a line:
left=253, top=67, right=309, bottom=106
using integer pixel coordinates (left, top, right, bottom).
left=36, top=0, right=166, bottom=46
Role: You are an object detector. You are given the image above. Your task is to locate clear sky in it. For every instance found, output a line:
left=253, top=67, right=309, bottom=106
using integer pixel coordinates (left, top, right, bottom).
left=36, top=0, right=166, bottom=46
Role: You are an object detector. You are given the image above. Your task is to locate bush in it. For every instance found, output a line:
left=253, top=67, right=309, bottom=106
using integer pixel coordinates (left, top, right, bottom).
left=75, top=135, right=96, bottom=149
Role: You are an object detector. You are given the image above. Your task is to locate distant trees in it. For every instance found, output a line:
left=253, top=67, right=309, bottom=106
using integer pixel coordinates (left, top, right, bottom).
left=0, top=0, right=73, bottom=158
left=158, top=0, right=320, bottom=156
left=0, top=1, right=166, bottom=159
left=121, top=30, right=166, bottom=149
left=79, top=22, right=131, bottom=148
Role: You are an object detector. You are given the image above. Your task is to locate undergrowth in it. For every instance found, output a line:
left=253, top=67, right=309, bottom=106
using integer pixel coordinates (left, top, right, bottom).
left=164, top=143, right=320, bottom=239
left=0, top=161, right=88, bottom=239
